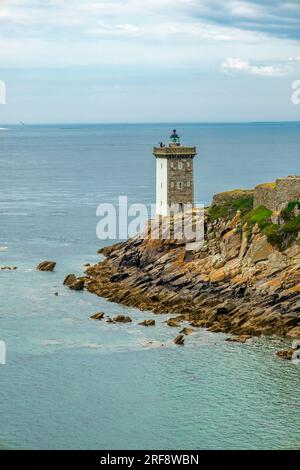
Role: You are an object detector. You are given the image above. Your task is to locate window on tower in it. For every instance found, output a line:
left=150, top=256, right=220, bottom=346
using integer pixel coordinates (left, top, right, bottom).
left=178, top=161, right=183, bottom=170
left=170, top=181, right=174, bottom=188
left=177, top=182, right=182, bottom=190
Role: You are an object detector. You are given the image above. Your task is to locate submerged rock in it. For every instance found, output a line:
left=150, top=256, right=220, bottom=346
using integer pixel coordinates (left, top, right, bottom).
left=180, top=327, right=195, bottom=336
left=113, top=315, right=132, bottom=323
left=0, top=266, right=17, bottom=270
left=36, top=261, right=56, bottom=272
left=139, top=319, right=155, bottom=326
left=276, top=348, right=294, bottom=360
left=90, top=312, right=105, bottom=320
left=226, top=335, right=251, bottom=344
left=166, top=319, right=181, bottom=327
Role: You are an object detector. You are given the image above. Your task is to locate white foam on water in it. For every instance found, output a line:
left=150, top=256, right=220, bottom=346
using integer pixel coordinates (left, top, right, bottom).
left=77, top=343, right=102, bottom=349
left=41, top=339, right=65, bottom=346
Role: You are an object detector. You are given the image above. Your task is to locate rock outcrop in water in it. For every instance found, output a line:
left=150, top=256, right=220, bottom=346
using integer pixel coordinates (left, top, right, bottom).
left=77, top=190, right=300, bottom=340
left=36, top=261, right=56, bottom=271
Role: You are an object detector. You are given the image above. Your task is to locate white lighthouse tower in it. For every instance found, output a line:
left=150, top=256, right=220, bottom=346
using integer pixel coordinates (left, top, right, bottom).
left=153, top=130, right=197, bottom=216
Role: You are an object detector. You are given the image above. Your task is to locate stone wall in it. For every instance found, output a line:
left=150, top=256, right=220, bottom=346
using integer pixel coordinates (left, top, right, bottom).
left=254, top=176, right=300, bottom=212
left=275, top=176, right=300, bottom=211
left=253, top=183, right=277, bottom=211
left=212, top=176, right=300, bottom=213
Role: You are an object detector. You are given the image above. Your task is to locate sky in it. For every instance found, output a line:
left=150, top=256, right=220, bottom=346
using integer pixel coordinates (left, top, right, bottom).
left=0, top=0, right=300, bottom=123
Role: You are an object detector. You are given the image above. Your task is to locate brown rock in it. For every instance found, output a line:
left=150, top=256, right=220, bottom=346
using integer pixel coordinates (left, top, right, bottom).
left=0, top=266, right=18, bottom=270
left=190, top=320, right=206, bottom=327
left=226, top=335, right=251, bottom=344
left=222, top=229, right=241, bottom=262
left=276, top=348, right=294, bottom=360
left=63, top=274, right=77, bottom=286
left=139, top=319, right=155, bottom=326
left=180, top=327, right=195, bottom=335
left=286, top=327, right=300, bottom=339
left=36, top=261, right=56, bottom=272
left=166, top=318, right=181, bottom=327
left=267, top=252, right=287, bottom=276
left=113, top=315, right=132, bottom=323
left=246, top=236, right=274, bottom=264
left=174, top=334, right=185, bottom=345
left=69, top=279, right=85, bottom=291
left=90, top=312, right=105, bottom=320
left=209, top=268, right=226, bottom=283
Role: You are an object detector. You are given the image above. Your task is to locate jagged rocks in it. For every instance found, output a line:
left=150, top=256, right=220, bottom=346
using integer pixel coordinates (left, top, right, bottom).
left=81, top=204, right=300, bottom=341
left=90, top=312, right=105, bottom=320
left=36, top=261, right=56, bottom=271
left=63, top=274, right=76, bottom=286
left=174, top=334, right=185, bottom=345
left=139, top=319, right=155, bottom=326
left=110, top=272, right=129, bottom=283
left=63, top=274, right=84, bottom=291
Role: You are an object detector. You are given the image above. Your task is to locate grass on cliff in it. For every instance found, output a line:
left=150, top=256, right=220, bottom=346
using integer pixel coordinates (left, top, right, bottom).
left=261, top=203, right=300, bottom=249
left=280, top=201, right=300, bottom=222
left=242, top=205, right=272, bottom=229
left=210, top=197, right=253, bottom=221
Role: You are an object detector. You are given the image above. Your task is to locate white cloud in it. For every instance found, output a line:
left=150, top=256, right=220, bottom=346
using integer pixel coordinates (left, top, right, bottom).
left=0, top=1, right=298, bottom=69
left=222, top=57, right=293, bottom=77
left=288, top=55, right=300, bottom=61
left=226, top=1, right=265, bottom=19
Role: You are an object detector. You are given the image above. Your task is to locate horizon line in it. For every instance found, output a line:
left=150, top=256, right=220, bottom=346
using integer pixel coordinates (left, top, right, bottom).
left=1, top=119, right=300, bottom=126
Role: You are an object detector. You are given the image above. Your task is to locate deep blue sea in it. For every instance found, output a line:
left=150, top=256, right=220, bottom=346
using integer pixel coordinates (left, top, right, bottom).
left=0, top=122, right=300, bottom=450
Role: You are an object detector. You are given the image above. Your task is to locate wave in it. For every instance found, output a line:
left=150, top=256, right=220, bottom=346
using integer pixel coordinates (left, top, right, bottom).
left=41, top=339, right=65, bottom=346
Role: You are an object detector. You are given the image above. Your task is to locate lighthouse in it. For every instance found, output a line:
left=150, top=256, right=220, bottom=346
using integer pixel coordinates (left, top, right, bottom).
left=153, top=130, right=197, bottom=216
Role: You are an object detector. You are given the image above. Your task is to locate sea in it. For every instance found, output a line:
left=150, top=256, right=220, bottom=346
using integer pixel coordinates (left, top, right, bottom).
left=0, top=122, right=300, bottom=450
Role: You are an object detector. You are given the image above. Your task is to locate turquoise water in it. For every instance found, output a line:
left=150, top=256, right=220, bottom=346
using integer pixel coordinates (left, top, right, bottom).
left=0, top=122, right=300, bottom=449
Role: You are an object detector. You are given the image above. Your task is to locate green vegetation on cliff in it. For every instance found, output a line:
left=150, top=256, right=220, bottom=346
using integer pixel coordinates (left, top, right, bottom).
left=242, top=205, right=272, bottom=229
left=263, top=201, right=300, bottom=249
left=210, top=197, right=253, bottom=221
left=209, top=193, right=300, bottom=251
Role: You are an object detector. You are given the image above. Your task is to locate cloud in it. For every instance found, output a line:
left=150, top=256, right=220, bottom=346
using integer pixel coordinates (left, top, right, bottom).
left=222, top=57, right=293, bottom=77
left=0, top=1, right=299, bottom=68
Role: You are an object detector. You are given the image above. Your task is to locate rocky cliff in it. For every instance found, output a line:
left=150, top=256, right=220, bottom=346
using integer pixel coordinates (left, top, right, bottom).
left=82, top=196, right=300, bottom=340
